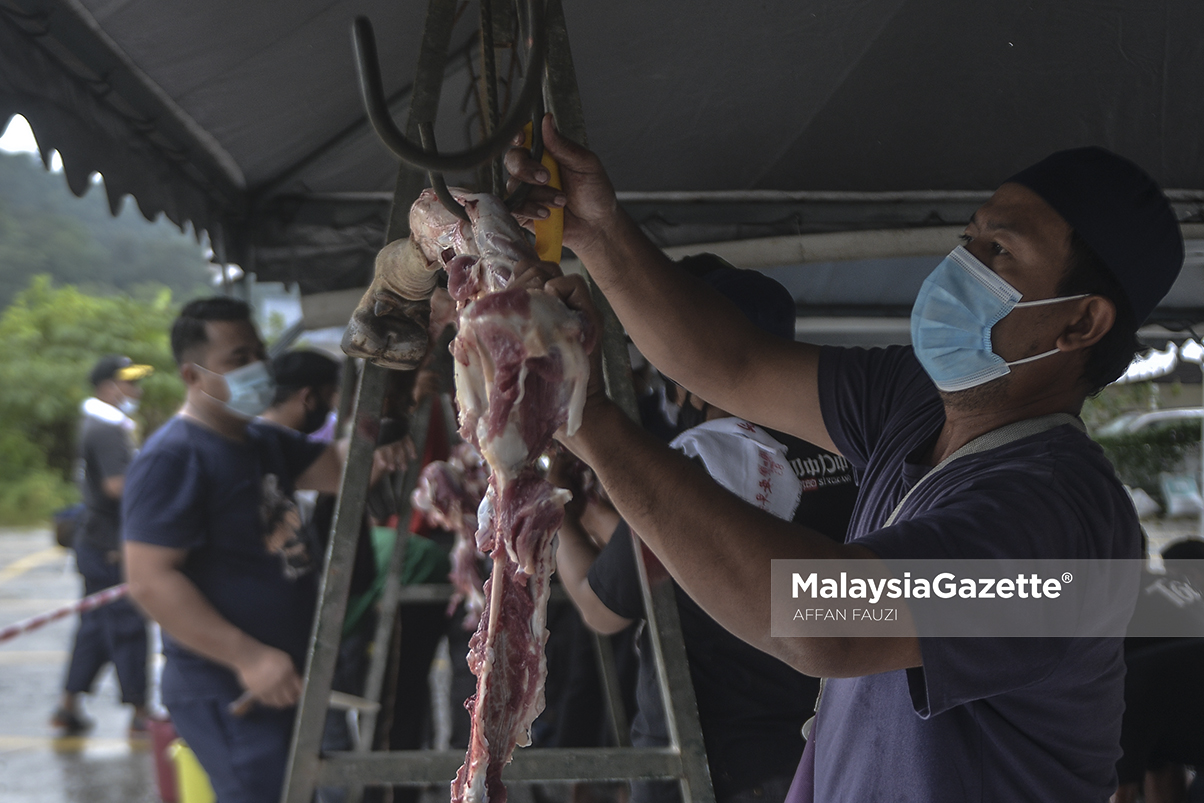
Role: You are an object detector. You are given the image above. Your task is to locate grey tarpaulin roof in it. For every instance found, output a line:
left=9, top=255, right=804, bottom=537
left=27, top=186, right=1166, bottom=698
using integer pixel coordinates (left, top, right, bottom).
left=2, top=0, right=1203, bottom=320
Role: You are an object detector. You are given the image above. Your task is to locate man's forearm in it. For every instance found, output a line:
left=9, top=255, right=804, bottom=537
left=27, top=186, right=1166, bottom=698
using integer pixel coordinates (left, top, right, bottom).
left=555, top=515, right=601, bottom=586
left=297, top=443, right=343, bottom=494
left=579, top=500, right=621, bottom=547
left=575, top=209, right=734, bottom=390
left=563, top=399, right=916, bottom=676
left=573, top=210, right=831, bottom=448
left=127, top=565, right=262, bottom=674
left=555, top=516, right=630, bottom=634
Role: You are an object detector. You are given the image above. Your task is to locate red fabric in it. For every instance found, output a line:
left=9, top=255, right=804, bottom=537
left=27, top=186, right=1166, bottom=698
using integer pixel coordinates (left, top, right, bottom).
left=149, top=717, right=179, bottom=803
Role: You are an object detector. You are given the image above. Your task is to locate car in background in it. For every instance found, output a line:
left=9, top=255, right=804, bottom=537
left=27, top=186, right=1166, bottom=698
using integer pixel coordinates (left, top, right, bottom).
left=1094, top=408, right=1203, bottom=517
left=1095, top=408, right=1204, bottom=438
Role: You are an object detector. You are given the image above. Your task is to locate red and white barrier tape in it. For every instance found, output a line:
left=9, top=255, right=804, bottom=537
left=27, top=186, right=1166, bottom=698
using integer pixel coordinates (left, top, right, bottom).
left=0, top=583, right=128, bottom=644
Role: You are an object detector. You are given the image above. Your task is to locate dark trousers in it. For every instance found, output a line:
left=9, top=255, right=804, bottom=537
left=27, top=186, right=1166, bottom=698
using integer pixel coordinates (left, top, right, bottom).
left=64, top=538, right=147, bottom=705
left=363, top=602, right=446, bottom=803
left=169, top=693, right=296, bottom=803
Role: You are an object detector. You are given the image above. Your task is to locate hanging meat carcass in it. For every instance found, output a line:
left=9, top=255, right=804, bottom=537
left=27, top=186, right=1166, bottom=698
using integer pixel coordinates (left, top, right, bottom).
left=342, top=188, right=486, bottom=369
left=412, top=454, right=487, bottom=629
left=347, top=187, right=592, bottom=803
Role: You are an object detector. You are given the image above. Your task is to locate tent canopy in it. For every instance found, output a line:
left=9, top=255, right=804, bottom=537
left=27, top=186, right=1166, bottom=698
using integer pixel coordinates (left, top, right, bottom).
left=2, top=0, right=1202, bottom=324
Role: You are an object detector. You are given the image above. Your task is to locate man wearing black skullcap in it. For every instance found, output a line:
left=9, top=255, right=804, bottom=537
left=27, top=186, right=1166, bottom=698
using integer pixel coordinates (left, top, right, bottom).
left=507, top=126, right=1184, bottom=802
left=553, top=262, right=857, bottom=803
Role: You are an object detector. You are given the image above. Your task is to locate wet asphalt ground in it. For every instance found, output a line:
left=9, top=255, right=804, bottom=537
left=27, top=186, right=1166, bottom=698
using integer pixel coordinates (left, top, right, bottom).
left=0, top=529, right=540, bottom=803
left=0, top=529, right=157, bottom=803
left=4, top=517, right=1201, bottom=803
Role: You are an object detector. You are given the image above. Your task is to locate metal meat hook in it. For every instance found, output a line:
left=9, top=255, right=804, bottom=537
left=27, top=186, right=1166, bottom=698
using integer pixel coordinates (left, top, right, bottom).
left=418, top=122, right=470, bottom=221
left=418, top=114, right=544, bottom=222
left=352, top=1, right=547, bottom=220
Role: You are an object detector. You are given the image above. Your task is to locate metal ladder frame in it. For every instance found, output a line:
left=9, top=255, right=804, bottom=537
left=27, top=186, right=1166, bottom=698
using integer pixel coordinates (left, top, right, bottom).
left=281, top=2, right=715, bottom=800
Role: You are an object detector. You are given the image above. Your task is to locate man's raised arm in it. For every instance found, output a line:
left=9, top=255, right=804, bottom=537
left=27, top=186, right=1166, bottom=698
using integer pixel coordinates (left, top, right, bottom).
left=506, top=116, right=835, bottom=453
left=541, top=274, right=919, bottom=679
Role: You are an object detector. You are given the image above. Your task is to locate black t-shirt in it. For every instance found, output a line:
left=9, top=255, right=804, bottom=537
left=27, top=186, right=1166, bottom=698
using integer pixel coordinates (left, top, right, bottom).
left=77, top=408, right=135, bottom=551
left=1118, top=568, right=1204, bottom=784
left=587, top=421, right=857, bottom=799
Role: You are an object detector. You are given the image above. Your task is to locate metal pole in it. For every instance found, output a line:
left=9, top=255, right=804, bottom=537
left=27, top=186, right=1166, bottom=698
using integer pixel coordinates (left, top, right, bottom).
left=477, top=0, right=504, bottom=196
left=543, top=2, right=713, bottom=798
left=541, top=0, right=586, bottom=147
left=282, top=361, right=391, bottom=803
left=633, top=552, right=715, bottom=802
left=384, top=0, right=460, bottom=243
left=213, top=221, right=232, bottom=296
left=540, top=0, right=640, bottom=423
left=347, top=396, right=436, bottom=803
left=591, top=630, right=631, bottom=747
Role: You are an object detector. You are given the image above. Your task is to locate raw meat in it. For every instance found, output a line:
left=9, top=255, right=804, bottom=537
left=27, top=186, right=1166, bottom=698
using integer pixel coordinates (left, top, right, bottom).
left=452, top=287, right=591, bottom=483
left=384, top=188, right=592, bottom=803
left=453, top=474, right=571, bottom=803
left=412, top=457, right=487, bottom=628
left=341, top=186, right=490, bottom=368
left=450, top=442, right=490, bottom=506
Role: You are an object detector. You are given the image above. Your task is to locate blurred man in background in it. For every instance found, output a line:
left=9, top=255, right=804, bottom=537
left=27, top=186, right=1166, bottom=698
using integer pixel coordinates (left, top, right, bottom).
left=53, top=355, right=152, bottom=737
left=262, top=350, right=341, bottom=437
left=123, top=298, right=360, bottom=803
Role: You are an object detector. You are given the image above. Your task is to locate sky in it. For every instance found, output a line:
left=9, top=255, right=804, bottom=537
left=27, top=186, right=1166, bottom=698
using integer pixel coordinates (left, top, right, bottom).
left=0, top=113, right=230, bottom=276
left=1, top=115, right=63, bottom=170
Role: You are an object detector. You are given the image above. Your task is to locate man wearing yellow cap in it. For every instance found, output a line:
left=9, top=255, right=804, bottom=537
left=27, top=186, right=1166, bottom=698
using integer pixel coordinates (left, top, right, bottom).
left=52, top=355, right=154, bottom=737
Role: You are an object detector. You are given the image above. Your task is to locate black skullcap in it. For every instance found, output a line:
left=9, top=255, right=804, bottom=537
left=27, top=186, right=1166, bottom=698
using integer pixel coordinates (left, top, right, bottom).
left=679, top=254, right=796, bottom=340
left=271, top=350, right=340, bottom=390
left=1006, top=146, right=1184, bottom=323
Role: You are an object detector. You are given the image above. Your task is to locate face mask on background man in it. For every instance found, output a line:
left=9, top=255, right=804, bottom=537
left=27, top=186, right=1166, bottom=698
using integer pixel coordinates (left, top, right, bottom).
left=300, top=396, right=332, bottom=434
left=195, top=361, right=276, bottom=419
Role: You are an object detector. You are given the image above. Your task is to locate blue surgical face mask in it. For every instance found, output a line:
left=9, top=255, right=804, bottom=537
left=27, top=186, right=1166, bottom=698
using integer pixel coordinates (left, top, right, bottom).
left=197, top=361, right=276, bottom=418
left=910, top=246, right=1088, bottom=392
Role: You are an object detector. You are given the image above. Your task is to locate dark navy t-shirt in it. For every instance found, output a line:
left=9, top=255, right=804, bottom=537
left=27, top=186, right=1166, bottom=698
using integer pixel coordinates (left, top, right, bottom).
left=798, top=345, right=1140, bottom=803
left=123, top=416, right=326, bottom=704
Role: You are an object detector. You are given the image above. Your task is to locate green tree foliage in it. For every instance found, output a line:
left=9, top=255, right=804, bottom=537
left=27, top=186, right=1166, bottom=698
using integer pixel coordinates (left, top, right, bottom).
left=0, top=151, right=211, bottom=310
left=0, top=277, right=183, bottom=524
left=1081, top=381, right=1160, bottom=433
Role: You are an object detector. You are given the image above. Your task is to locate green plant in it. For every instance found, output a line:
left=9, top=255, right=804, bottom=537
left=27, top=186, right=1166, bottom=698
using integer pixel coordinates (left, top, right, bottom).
left=0, top=150, right=210, bottom=310
left=0, top=276, right=183, bottom=524
left=1082, top=380, right=1159, bottom=432
left=0, top=429, right=76, bottom=525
